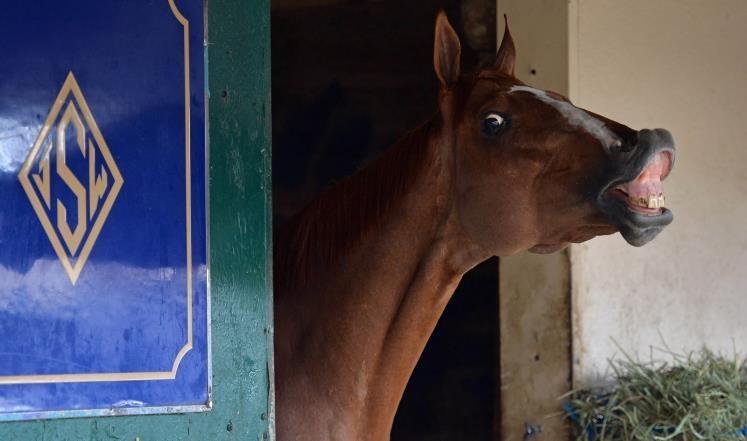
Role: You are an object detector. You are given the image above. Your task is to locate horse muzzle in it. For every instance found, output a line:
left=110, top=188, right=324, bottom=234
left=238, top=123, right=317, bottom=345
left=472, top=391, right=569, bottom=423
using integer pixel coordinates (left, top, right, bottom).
left=597, top=128, right=676, bottom=246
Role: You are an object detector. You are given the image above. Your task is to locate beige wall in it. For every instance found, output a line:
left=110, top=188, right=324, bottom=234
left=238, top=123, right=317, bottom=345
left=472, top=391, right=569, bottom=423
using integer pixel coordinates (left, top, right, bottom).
left=570, top=0, right=747, bottom=384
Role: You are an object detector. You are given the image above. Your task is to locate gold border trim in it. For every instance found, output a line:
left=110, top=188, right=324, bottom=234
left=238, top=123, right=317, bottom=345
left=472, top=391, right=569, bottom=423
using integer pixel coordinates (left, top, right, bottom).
left=0, top=0, right=194, bottom=385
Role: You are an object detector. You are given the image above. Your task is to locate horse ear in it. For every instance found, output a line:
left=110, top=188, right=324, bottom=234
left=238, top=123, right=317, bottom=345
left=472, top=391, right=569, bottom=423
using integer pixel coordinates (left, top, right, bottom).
left=494, top=15, right=516, bottom=77
left=433, top=11, right=461, bottom=88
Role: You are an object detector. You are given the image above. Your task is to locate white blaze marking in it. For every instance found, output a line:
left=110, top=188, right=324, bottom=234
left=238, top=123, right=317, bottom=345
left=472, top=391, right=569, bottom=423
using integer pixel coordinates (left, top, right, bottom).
left=509, top=85, right=617, bottom=147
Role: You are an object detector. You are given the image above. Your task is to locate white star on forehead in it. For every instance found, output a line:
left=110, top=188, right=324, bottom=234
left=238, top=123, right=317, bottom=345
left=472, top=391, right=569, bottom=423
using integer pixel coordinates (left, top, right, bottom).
left=509, top=85, right=617, bottom=147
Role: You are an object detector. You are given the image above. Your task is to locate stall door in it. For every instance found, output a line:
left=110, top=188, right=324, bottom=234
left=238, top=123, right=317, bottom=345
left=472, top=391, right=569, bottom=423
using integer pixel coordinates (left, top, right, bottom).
left=0, top=0, right=273, bottom=439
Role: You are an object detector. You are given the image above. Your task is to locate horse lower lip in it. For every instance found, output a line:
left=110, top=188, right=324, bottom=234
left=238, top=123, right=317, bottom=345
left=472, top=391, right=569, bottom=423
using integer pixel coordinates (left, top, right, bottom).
left=597, top=191, right=673, bottom=246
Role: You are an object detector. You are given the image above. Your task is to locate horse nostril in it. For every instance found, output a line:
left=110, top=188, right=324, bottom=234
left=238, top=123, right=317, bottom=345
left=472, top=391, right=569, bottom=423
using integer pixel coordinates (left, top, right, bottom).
left=611, top=138, right=635, bottom=154
left=613, top=130, right=641, bottom=154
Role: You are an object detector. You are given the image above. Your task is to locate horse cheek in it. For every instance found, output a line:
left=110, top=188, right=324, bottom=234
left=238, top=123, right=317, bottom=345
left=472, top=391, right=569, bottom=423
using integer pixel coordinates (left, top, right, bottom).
left=456, top=177, right=537, bottom=256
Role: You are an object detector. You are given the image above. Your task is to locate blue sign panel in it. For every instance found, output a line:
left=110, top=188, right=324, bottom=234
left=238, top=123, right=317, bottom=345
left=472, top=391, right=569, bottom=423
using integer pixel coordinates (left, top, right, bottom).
left=0, top=1, right=209, bottom=419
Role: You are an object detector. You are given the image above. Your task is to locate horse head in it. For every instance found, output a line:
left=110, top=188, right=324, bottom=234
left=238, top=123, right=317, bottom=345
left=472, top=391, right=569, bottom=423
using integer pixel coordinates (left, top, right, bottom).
left=434, top=12, right=675, bottom=256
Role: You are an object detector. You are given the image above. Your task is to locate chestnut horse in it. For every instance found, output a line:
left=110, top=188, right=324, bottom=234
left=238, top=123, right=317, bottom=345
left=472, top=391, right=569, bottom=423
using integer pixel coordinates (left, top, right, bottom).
left=274, top=12, right=675, bottom=441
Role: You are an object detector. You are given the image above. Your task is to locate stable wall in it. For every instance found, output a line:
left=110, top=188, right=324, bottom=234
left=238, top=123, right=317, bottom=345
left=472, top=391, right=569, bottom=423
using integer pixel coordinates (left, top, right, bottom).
left=569, top=0, right=747, bottom=384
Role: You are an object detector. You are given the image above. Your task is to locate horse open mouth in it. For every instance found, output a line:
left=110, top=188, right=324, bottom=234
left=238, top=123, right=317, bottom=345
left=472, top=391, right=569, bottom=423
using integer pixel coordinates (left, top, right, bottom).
left=608, top=150, right=673, bottom=216
left=599, top=149, right=675, bottom=246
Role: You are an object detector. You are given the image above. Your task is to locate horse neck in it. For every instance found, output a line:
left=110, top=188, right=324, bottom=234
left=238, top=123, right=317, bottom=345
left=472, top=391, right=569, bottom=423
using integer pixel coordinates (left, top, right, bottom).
left=275, top=118, right=447, bottom=294
left=275, top=117, right=487, bottom=439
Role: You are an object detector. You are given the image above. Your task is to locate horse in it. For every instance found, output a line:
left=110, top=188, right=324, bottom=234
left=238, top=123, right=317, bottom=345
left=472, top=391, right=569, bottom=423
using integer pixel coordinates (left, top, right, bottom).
left=273, top=12, right=675, bottom=441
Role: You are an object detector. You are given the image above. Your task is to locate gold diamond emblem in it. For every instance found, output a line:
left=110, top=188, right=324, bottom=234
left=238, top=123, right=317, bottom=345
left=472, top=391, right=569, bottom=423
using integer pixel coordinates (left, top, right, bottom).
left=19, top=72, right=124, bottom=285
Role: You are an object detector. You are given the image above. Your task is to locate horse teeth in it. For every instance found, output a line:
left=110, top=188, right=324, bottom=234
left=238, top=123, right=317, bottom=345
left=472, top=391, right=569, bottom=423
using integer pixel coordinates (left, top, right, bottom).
left=649, top=195, right=662, bottom=209
left=629, top=194, right=665, bottom=210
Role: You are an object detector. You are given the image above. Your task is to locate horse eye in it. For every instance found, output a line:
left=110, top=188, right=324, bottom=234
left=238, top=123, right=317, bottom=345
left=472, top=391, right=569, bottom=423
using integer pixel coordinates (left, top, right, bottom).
left=481, top=113, right=508, bottom=137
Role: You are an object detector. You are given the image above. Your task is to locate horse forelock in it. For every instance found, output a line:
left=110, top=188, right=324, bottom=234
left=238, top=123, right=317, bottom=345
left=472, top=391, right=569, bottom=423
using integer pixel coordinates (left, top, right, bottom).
left=274, top=119, right=436, bottom=294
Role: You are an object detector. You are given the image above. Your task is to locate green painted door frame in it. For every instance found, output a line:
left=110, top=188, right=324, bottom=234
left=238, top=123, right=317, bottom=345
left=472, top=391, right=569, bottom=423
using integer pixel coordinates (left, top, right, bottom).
left=0, top=0, right=275, bottom=439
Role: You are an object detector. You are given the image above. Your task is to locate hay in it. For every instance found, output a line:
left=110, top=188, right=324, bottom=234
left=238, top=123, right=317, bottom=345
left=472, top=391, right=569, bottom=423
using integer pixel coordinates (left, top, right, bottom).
left=565, top=348, right=747, bottom=441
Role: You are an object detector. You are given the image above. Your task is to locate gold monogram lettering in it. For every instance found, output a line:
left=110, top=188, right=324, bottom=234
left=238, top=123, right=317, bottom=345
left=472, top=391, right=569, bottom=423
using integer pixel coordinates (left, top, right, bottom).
left=19, top=72, right=124, bottom=284
left=55, top=103, right=88, bottom=255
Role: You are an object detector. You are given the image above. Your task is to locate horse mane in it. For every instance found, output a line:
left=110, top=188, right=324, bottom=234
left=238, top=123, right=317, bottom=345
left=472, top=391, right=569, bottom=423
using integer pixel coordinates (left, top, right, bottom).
left=274, top=118, right=437, bottom=294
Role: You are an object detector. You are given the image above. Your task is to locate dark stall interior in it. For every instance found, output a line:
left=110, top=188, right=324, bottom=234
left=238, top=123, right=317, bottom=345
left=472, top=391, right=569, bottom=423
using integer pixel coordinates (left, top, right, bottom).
left=271, top=1, right=499, bottom=439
